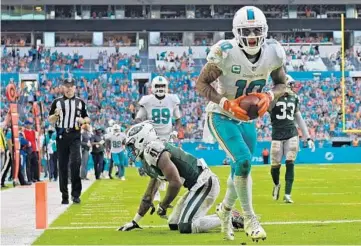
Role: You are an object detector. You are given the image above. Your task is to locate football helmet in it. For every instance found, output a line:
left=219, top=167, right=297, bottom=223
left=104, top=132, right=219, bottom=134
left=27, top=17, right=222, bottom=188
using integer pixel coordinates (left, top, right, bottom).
left=108, top=119, right=115, bottom=127
left=125, top=122, right=158, bottom=161
left=112, top=124, right=121, bottom=133
left=151, top=76, right=168, bottom=97
left=232, top=6, right=268, bottom=56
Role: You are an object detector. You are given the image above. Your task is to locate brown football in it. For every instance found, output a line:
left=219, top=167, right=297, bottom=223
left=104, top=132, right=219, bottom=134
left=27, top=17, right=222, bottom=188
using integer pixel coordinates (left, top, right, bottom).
left=239, top=95, right=260, bottom=120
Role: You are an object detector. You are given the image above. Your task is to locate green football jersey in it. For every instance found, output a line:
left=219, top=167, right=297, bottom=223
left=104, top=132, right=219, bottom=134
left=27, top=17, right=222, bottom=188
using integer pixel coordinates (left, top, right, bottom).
left=141, top=140, right=203, bottom=189
left=270, top=93, right=299, bottom=140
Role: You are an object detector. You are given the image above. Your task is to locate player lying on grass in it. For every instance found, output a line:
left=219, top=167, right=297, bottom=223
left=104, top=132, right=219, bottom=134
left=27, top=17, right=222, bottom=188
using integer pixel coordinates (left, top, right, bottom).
left=118, top=122, right=244, bottom=234
left=269, top=75, right=315, bottom=203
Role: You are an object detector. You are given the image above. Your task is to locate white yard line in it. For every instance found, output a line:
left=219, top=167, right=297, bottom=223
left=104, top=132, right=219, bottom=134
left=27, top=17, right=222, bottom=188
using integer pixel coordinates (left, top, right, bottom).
left=47, top=219, right=361, bottom=230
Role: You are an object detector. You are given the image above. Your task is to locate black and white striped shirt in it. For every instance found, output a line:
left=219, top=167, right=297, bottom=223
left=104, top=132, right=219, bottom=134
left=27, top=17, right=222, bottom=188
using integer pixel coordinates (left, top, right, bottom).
left=49, top=96, right=88, bottom=130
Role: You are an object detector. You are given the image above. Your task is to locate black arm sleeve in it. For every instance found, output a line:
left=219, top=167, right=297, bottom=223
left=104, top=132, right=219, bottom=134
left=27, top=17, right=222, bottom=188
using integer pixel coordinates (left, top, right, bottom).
left=49, top=99, right=57, bottom=115
left=81, top=100, right=89, bottom=118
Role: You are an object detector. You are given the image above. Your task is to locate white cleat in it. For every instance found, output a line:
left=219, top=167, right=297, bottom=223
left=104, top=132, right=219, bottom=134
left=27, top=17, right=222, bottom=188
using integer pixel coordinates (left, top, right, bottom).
left=244, top=215, right=267, bottom=242
left=283, top=194, right=294, bottom=203
left=272, top=184, right=281, bottom=200
left=120, top=177, right=126, bottom=181
left=216, top=203, right=235, bottom=241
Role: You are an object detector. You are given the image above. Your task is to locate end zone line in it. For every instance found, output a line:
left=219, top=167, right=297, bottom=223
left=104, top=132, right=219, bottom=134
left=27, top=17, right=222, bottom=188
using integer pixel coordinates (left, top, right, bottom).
left=48, top=219, right=361, bottom=230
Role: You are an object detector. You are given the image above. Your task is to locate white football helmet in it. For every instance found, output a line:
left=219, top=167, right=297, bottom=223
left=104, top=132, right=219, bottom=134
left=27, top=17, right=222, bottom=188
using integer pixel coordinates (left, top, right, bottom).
left=112, top=124, right=121, bottom=133
left=232, top=6, right=268, bottom=56
left=151, top=76, right=168, bottom=97
left=108, top=119, right=115, bottom=127
left=125, top=122, right=158, bottom=160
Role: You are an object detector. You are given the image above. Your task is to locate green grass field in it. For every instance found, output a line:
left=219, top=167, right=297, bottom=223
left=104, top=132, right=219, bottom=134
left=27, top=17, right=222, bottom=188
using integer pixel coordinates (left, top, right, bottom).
left=34, top=164, right=361, bottom=245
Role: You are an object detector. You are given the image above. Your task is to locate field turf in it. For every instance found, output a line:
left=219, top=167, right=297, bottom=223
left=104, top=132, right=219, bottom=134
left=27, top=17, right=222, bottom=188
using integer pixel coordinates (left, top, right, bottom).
left=34, top=164, right=361, bottom=245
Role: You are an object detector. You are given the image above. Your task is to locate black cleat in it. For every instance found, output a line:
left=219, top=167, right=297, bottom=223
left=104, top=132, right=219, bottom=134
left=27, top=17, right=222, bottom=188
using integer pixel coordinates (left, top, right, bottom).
left=72, top=197, right=81, bottom=204
left=61, top=199, right=69, bottom=205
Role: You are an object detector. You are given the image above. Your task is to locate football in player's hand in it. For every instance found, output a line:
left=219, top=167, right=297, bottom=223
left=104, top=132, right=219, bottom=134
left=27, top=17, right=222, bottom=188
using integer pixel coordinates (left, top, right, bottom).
left=239, top=95, right=260, bottom=120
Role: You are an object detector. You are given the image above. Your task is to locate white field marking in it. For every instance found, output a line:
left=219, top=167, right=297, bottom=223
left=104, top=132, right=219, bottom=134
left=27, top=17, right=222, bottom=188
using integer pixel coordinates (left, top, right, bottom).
left=278, top=202, right=361, bottom=206
left=311, top=192, right=361, bottom=195
left=48, top=219, right=361, bottom=230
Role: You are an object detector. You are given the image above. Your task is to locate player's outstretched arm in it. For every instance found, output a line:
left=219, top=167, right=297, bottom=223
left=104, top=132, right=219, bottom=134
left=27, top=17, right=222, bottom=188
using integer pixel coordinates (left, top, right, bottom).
left=295, top=111, right=315, bottom=151
left=118, top=178, right=160, bottom=231
left=138, top=178, right=161, bottom=216
left=196, top=62, right=223, bottom=104
left=157, top=152, right=182, bottom=212
left=270, top=66, right=288, bottom=101
left=135, top=106, right=147, bottom=123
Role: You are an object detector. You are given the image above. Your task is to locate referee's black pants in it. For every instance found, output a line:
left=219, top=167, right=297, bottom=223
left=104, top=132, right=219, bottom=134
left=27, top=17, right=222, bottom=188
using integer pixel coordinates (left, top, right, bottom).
left=57, top=131, right=82, bottom=200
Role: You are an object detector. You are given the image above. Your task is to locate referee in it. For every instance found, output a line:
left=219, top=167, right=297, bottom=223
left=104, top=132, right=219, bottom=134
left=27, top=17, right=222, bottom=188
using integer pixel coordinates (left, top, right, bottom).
left=48, top=78, right=90, bottom=205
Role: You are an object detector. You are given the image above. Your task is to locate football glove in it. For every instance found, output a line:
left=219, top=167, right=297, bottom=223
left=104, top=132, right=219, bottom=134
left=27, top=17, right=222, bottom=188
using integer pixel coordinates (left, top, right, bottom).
left=220, top=96, right=249, bottom=121
left=249, top=92, right=272, bottom=117
left=138, top=167, right=147, bottom=177
left=170, top=131, right=178, bottom=139
left=307, top=138, right=315, bottom=152
left=150, top=203, right=168, bottom=219
left=118, top=220, right=142, bottom=231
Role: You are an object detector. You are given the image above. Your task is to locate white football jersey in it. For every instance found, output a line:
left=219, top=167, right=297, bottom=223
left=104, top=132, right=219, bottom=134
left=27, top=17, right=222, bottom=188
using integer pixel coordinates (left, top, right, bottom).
left=138, top=94, right=180, bottom=139
left=104, top=132, right=126, bottom=153
left=205, top=38, right=286, bottom=121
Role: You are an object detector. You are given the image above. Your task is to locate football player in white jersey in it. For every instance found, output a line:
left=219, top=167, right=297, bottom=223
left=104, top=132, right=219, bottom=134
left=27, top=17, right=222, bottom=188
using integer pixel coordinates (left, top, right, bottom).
left=135, top=76, right=181, bottom=142
left=196, top=6, right=289, bottom=242
left=104, top=124, right=127, bottom=180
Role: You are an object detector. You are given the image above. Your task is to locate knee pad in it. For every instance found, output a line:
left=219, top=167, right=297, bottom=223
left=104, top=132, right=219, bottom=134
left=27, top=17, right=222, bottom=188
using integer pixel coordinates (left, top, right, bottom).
left=234, top=159, right=251, bottom=177
left=178, top=222, right=192, bottom=234
left=168, top=224, right=178, bottom=231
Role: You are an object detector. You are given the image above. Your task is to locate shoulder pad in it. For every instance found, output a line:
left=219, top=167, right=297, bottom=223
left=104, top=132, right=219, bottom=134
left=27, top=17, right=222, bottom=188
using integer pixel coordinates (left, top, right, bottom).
left=206, top=39, right=233, bottom=65
left=138, top=95, right=151, bottom=106
left=169, top=94, right=180, bottom=105
left=266, top=39, right=286, bottom=68
left=143, top=140, right=166, bottom=166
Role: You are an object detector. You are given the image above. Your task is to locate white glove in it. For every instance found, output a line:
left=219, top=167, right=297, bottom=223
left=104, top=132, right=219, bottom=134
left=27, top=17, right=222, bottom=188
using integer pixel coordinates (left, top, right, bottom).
left=99, top=140, right=105, bottom=145
left=307, top=138, right=315, bottom=152
left=118, top=220, right=142, bottom=231
left=170, top=131, right=178, bottom=139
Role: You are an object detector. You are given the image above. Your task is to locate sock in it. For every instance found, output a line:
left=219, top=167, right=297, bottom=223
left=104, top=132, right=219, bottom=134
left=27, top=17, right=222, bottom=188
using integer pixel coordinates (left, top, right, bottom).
left=222, top=175, right=238, bottom=210
left=285, top=160, right=294, bottom=195
left=233, top=175, right=255, bottom=217
left=120, top=166, right=125, bottom=177
left=192, top=214, right=221, bottom=233
left=271, top=165, right=281, bottom=185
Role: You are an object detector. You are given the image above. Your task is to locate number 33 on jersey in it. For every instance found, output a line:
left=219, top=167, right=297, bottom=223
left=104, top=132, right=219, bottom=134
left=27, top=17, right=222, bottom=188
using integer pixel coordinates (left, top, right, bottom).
left=205, top=38, right=286, bottom=120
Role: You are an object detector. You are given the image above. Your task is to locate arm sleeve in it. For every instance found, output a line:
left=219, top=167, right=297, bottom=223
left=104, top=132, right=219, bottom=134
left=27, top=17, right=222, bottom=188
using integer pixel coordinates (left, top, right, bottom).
left=49, top=99, right=57, bottom=115
left=172, top=95, right=181, bottom=119
left=81, top=100, right=89, bottom=118
left=136, top=106, right=147, bottom=121
left=295, top=111, right=311, bottom=139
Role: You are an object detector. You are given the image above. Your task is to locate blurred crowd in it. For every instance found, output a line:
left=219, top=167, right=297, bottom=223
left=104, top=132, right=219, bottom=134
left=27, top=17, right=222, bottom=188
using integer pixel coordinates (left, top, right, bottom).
left=1, top=70, right=360, bottom=145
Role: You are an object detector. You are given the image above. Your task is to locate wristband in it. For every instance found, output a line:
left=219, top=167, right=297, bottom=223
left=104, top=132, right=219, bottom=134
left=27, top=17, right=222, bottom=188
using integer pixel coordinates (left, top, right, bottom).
left=133, top=213, right=143, bottom=223
left=219, top=97, right=229, bottom=109
left=266, top=91, right=274, bottom=101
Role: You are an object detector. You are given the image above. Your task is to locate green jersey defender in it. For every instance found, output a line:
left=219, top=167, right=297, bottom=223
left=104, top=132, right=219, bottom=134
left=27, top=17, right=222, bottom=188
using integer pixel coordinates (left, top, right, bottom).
left=269, top=76, right=315, bottom=203
left=118, top=122, right=243, bottom=235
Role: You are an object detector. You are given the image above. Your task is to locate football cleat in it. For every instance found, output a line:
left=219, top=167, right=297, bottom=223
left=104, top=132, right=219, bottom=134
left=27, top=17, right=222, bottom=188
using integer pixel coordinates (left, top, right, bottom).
left=283, top=194, right=294, bottom=203
left=272, top=184, right=281, bottom=200
left=244, top=215, right=267, bottom=241
left=216, top=203, right=235, bottom=240
left=231, top=210, right=244, bottom=230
